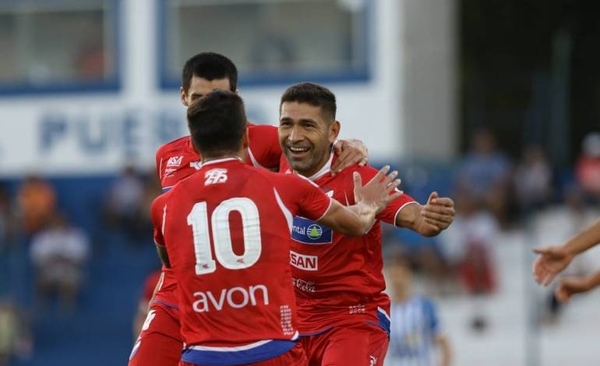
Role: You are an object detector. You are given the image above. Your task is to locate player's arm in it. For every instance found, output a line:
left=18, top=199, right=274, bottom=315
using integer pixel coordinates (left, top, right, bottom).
left=533, top=218, right=600, bottom=286
left=395, top=192, right=455, bottom=237
left=436, top=334, right=452, bottom=366
left=555, top=269, right=600, bottom=303
left=150, top=195, right=171, bottom=268
left=317, top=166, right=401, bottom=236
left=330, top=138, right=369, bottom=174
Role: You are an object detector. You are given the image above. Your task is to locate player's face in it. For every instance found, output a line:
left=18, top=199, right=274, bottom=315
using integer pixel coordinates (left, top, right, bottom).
left=180, top=77, right=232, bottom=107
left=279, top=101, right=340, bottom=177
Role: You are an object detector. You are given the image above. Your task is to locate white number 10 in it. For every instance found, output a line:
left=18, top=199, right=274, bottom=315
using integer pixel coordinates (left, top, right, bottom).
left=187, top=198, right=262, bottom=275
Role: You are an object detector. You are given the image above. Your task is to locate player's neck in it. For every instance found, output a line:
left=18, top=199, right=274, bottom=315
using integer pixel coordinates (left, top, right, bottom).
left=297, top=153, right=334, bottom=181
left=201, top=153, right=244, bottom=164
left=201, top=147, right=246, bottom=164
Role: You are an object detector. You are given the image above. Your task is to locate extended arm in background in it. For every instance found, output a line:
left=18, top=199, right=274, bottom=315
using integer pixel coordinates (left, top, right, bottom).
left=395, top=191, right=455, bottom=237
left=555, top=269, right=600, bottom=303
left=533, top=218, right=600, bottom=286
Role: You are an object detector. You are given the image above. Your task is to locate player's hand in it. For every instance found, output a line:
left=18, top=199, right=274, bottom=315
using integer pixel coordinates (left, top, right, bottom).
left=555, top=276, right=592, bottom=303
left=353, top=165, right=402, bottom=214
left=331, top=139, right=369, bottom=175
left=418, top=192, right=455, bottom=236
left=532, top=246, right=574, bottom=286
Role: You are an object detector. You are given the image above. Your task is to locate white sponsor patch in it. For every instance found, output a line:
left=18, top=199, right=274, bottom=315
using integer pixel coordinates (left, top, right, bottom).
left=166, top=156, right=183, bottom=167
left=290, top=251, right=318, bottom=271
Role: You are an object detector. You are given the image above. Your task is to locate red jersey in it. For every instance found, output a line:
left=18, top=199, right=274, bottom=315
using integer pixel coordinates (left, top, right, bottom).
left=280, top=155, right=416, bottom=335
left=151, top=158, right=332, bottom=364
left=153, top=124, right=281, bottom=308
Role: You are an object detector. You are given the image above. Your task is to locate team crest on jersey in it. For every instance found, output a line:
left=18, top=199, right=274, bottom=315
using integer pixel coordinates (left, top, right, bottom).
left=166, top=156, right=183, bottom=167
left=291, top=217, right=333, bottom=245
left=204, top=168, right=228, bottom=185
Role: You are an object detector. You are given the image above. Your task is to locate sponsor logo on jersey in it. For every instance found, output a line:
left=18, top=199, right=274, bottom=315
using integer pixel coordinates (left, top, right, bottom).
left=291, top=216, right=333, bottom=245
left=190, top=161, right=202, bottom=170
left=292, top=278, right=316, bottom=293
left=166, top=156, right=183, bottom=167
left=192, top=284, right=269, bottom=312
left=204, top=168, right=228, bottom=185
left=290, top=251, right=318, bottom=271
left=164, top=167, right=177, bottom=177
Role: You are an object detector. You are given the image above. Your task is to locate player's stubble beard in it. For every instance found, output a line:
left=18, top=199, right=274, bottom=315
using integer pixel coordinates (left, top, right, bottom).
left=284, top=141, right=331, bottom=177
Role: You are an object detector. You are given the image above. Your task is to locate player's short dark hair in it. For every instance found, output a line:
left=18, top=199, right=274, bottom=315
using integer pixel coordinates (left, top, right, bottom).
left=280, top=82, right=337, bottom=122
left=182, top=52, right=238, bottom=93
left=187, top=90, right=247, bottom=157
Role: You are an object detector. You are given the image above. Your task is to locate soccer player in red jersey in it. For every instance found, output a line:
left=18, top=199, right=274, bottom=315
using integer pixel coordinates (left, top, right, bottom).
left=277, top=82, right=456, bottom=366
left=129, top=53, right=370, bottom=366
left=131, top=269, right=161, bottom=339
left=151, top=90, right=402, bottom=365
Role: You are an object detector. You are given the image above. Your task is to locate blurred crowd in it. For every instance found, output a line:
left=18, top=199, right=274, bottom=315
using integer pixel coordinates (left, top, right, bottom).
left=384, top=129, right=600, bottom=340
left=0, top=165, right=160, bottom=365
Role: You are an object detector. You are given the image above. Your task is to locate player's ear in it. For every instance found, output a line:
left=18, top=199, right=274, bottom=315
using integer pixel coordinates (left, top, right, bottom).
left=328, top=120, right=341, bottom=144
left=180, top=87, right=189, bottom=107
left=241, top=128, right=249, bottom=149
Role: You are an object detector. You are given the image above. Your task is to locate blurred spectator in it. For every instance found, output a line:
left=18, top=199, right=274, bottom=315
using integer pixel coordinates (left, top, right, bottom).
left=455, top=128, right=512, bottom=226
left=385, top=228, right=450, bottom=296
left=513, top=144, right=553, bottom=214
left=135, top=175, right=163, bottom=242
left=16, top=175, right=56, bottom=236
left=0, top=183, right=13, bottom=255
left=385, top=251, right=452, bottom=366
left=575, top=132, right=600, bottom=204
left=30, top=213, right=90, bottom=314
left=75, top=42, right=106, bottom=80
left=0, top=297, right=33, bottom=365
left=439, top=191, right=499, bottom=332
left=104, top=165, right=145, bottom=244
left=132, top=269, right=161, bottom=340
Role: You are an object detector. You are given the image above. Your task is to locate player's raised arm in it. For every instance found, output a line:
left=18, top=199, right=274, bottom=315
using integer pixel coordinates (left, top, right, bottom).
left=317, top=165, right=401, bottom=236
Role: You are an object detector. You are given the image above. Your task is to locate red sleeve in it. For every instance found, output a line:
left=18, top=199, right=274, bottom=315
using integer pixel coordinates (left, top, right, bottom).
left=247, top=124, right=282, bottom=170
left=155, top=145, right=165, bottom=181
left=278, top=174, right=332, bottom=220
left=150, top=193, right=168, bottom=246
left=349, top=166, right=416, bottom=225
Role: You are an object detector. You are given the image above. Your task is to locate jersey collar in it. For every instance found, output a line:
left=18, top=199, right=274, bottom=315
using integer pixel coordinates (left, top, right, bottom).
left=201, top=157, right=244, bottom=168
left=305, top=153, right=335, bottom=181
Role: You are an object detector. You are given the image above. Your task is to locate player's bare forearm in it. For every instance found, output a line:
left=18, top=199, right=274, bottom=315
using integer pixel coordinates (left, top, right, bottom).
left=585, top=269, right=600, bottom=291
left=319, top=200, right=376, bottom=236
left=156, top=244, right=171, bottom=268
left=563, top=218, right=600, bottom=256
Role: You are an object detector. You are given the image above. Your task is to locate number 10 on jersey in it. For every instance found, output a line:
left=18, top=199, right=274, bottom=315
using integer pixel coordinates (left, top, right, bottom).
left=187, top=198, right=262, bottom=275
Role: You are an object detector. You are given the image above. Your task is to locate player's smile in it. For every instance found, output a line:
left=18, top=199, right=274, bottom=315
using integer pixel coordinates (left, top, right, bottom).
left=286, top=145, right=311, bottom=159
